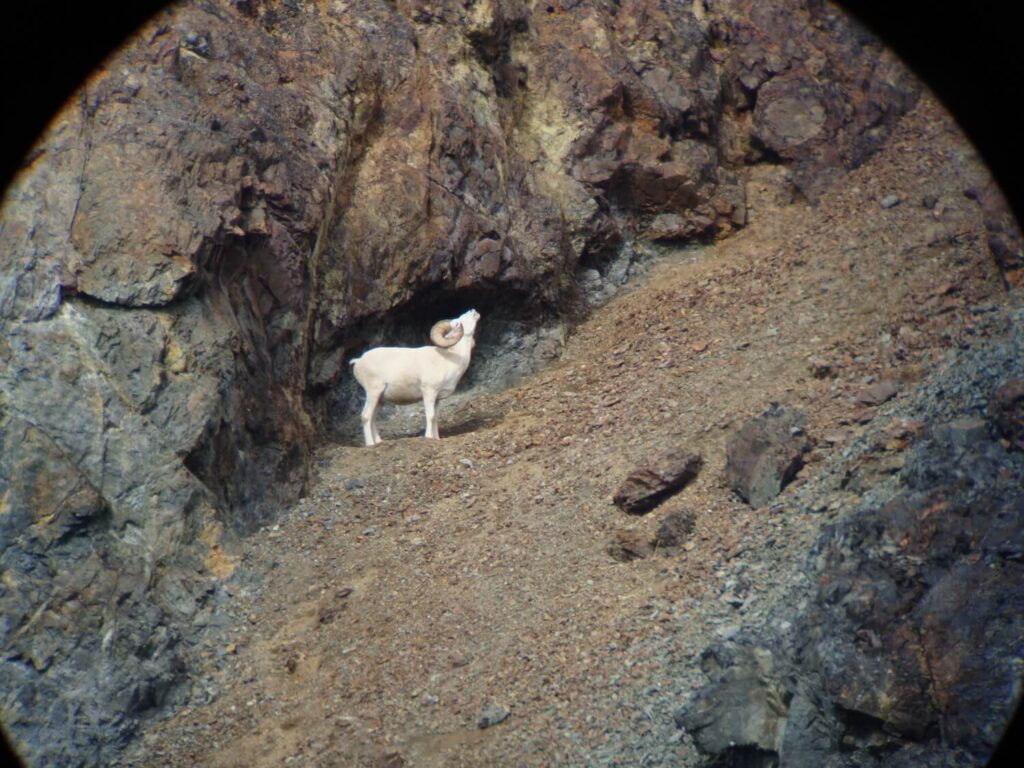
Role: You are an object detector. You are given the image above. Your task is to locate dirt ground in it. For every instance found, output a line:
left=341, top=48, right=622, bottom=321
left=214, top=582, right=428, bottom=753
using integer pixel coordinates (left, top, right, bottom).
left=121, top=94, right=1009, bottom=767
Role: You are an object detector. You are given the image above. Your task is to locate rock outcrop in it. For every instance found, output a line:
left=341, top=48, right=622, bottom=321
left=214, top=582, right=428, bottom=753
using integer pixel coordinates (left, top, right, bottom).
left=0, top=0, right=924, bottom=763
left=676, top=330, right=1024, bottom=767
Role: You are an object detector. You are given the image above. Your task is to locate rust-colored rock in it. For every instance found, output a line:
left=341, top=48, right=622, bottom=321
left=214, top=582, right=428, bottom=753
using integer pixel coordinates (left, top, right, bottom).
left=613, top=450, right=702, bottom=515
left=855, top=380, right=900, bottom=406
left=656, top=509, right=697, bottom=552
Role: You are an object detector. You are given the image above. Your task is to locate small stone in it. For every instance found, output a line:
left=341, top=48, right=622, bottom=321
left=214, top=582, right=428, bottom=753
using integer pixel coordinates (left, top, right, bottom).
left=992, top=378, right=1024, bottom=446
left=938, top=418, right=989, bottom=448
left=852, top=406, right=878, bottom=424
left=714, top=624, right=741, bottom=640
left=478, top=703, right=510, bottom=729
left=808, top=356, right=833, bottom=378
left=855, top=380, right=899, bottom=406
left=368, top=753, right=405, bottom=768
left=345, top=478, right=365, bottom=490
left=608, top=531, right=654, bottom=562
left=823, top=430, right=847, bottom=445
left=880, top=194, right=901, bottom=209
left=655, top=510, right=697, bottom=551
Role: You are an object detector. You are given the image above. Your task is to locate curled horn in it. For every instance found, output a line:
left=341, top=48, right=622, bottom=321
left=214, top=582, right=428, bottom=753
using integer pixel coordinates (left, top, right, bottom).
left=430, top=319, right=464, bottom=348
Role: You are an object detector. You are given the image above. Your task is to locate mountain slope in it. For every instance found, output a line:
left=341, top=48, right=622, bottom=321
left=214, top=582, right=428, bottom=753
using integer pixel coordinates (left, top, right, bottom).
left=120, top=95, right=1021, bottom=767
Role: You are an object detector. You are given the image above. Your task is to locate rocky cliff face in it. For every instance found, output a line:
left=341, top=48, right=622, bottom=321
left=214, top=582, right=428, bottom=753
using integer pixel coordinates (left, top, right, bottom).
left=676, top=324, right=1024, bottom=768
left=0, top=0, right=933, bottom=764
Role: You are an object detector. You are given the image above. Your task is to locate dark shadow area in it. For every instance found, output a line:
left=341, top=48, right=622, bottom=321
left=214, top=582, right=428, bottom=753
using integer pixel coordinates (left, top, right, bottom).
left=1, top=1, right=169, bottom=194
left=0, top=729, right=23, bottom=768
left=835, top=2, right=1024, bottom=227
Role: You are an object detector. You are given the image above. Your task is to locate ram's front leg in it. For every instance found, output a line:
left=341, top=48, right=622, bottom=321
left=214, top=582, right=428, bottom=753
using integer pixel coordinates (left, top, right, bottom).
left=422, top=388, right=441, bottom=439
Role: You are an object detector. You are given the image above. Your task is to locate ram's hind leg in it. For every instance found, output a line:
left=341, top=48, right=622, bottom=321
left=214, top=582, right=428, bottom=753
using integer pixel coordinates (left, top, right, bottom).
left=423, top=389, right=441, bottom=439
left=361, top=387, right=384, bottom=446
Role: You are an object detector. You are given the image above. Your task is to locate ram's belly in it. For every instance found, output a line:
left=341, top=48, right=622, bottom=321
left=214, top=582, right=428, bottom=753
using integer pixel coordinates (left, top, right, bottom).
left=383, top=378, right=424, bottom=404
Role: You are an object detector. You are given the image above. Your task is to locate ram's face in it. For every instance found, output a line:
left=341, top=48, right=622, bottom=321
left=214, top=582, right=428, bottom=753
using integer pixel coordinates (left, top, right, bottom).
left=458, top=309, right=481, bottom=336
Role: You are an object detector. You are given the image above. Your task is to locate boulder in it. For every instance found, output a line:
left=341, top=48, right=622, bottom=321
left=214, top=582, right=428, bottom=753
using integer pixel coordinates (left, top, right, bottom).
left=675, top=644, right=788, bottom=762
left=725, top=405, right=810, bottom=508
left=612, top=450, right=702, bottom=515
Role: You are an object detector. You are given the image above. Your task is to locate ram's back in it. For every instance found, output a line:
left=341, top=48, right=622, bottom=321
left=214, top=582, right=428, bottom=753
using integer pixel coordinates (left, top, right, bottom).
left=351, top=346, right=438, bottom=404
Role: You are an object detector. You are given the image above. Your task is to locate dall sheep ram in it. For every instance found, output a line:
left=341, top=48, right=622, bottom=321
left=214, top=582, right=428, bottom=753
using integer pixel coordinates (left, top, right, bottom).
left=349, top=309, right=481, bottom=446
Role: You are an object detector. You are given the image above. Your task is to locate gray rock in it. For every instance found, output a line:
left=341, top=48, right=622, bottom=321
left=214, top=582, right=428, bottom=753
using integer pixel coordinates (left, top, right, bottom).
left=880, top=194, right=902, bottom=208
left=478, top=703, right=510, bottom=729
left=991, top=377, right=1024, bottom=445
left=936, top=417, right=989, bottom=448
left=675, top=644, right=787, bottom=760
left=725, top=405, right=810, bottom=508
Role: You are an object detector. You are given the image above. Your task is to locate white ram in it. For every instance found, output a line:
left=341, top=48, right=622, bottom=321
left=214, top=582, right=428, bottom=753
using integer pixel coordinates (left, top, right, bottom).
left=349, top=309, right=481, bottom=446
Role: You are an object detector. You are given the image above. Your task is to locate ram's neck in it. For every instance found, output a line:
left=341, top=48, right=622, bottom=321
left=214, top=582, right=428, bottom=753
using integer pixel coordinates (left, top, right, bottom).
left=450, top=335, right=475, bottom=356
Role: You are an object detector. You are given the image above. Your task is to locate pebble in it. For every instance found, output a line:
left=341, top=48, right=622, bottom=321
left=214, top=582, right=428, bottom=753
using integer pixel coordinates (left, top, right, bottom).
left=879, top=194, right=901, bottom=209
left=714, top=624, right=741, bottom=639
left=478, top=703, right=510, bottom=729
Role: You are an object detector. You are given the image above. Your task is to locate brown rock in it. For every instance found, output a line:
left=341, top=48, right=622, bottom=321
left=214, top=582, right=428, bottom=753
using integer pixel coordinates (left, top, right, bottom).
left=613, top=450, right=703, bottom=515
left=655, top=510, right=697, bottom=552
left=369, top=753, right=405, bottom=768
left=992, top=378, right=1024, bottom=447
left=808, top=356, right=833, bottom=378
left=607, top=531, right=654, bottom=562
left=855, top=380, right=900, bottom=406
left=725, top=404, right=810, bottom=508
